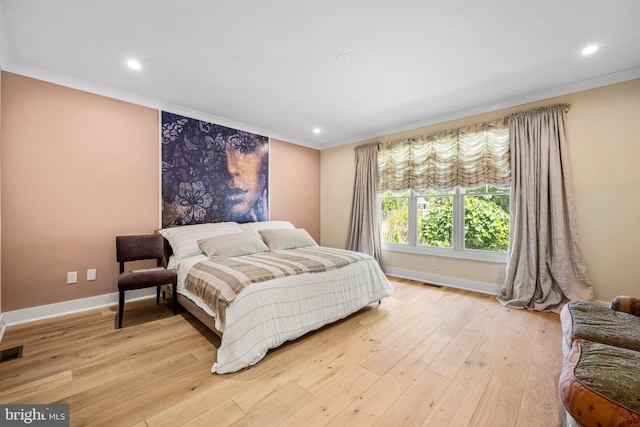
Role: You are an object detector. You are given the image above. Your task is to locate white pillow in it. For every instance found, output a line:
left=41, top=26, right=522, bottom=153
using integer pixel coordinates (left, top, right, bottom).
left=239, top=221, right=295, bottom=235
left=198, top=233, right=269, bottom=258
left=258, top=228, right=318, bottom=250
left=159, top=222, right=243, bottom=260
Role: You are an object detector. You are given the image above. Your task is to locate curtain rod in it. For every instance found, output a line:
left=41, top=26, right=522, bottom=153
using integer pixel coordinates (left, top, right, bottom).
left=508, top=103, right=571, bottom=118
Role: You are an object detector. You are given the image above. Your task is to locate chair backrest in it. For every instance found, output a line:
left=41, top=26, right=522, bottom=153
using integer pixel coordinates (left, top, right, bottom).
left=116, top=234, right=163, bottom=273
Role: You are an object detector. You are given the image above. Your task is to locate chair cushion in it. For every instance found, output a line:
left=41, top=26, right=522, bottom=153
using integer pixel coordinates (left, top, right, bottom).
left=118, top=269, right=176, bottom=291
left=559, top=339, right=640, bottom=427
left=561, top=300, right=640, bottom=352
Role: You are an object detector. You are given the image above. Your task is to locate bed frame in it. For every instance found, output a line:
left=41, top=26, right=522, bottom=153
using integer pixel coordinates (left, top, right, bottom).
left=176, top=293, right=222, bottom=337
left=161, top=234, right=223, bottom=337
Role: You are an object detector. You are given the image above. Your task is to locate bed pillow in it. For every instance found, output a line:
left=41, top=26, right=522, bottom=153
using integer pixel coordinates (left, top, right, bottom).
left=239, top=221, right=295, bottom=235
left=259, top=228, right=317, bottom=250
left=198, top=232, right=269, bottom=258
left=159, top=222, right=243, bottom=260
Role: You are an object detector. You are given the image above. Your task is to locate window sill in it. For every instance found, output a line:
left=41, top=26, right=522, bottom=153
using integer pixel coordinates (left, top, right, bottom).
left=381, top=243, right=508, bottom=264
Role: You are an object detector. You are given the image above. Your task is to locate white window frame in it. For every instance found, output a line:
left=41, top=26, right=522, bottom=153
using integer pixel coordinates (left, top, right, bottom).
left=380, top=188, right=509, bottom=263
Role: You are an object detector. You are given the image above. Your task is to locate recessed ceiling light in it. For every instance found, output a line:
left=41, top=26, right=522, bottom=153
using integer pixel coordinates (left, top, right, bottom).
left=581, top=45, right=598, bottom=56
left=336, top=53, right=351, bottom=63
left=313, top=128, right=321, bottom=134
left=127, top=59, right=142, bottom=70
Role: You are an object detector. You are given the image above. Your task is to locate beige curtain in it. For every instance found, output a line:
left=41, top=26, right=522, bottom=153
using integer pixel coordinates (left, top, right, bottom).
left=346, top=143, right=381, bottom=262
left=378, top=119, right=510, bottom=192
left=498, top=104, right=594, bottom=312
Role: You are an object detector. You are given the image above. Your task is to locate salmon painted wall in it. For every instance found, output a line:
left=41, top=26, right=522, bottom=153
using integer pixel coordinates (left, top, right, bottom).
left=0, top=72, right=321, bottom=312
left=269, top=139, right=320, bottom=241
left=1, top=72, right=159, bottom=312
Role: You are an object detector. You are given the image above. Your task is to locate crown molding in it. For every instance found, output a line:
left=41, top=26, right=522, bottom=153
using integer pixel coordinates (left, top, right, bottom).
left=1, top=61, right=322, bottom=150
left=3, top=59, right=639, bottom=152
left=322, top=66, right=640, bottom=150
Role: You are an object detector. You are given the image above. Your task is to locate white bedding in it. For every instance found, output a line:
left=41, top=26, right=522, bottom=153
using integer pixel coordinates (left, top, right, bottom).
left=174, top=250, right=392, bottom=374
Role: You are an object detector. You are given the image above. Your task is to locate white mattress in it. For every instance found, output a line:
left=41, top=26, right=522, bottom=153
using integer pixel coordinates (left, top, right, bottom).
left=173, top=250, right=393, bottom=374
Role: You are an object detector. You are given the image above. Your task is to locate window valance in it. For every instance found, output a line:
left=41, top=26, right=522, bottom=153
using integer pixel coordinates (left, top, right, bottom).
left=378, top=119, right=510, bottom=192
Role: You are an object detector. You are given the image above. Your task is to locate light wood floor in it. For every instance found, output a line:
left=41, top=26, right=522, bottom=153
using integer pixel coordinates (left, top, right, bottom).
left=0, top=277, right=565, bottom=426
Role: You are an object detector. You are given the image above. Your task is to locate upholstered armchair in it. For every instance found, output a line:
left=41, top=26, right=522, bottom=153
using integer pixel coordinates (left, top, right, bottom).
left=609, top=295, right=640, bottom=316
left=559, top=295, right=640, bottom=426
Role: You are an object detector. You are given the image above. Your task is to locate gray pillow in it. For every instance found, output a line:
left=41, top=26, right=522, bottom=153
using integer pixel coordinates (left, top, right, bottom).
left=198, top=232, right=269, bottom=258
left=259, top=228, right=317, bottom=250
left=159, top=222, right=243, bottom=260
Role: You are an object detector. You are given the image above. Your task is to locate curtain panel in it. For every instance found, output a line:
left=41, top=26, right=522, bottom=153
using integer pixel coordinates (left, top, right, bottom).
left=346, top=143, right=382, bottom=262
left=378, top=119, right=510, bottom=192
left=498, top=104, right=593, bottom=312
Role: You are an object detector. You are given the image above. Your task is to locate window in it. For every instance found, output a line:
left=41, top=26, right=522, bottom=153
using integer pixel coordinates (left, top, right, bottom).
left=381, top=185, right=509, bottom=262
left=380, top=190, right=410, bottom=244
left=377, top=118, right=510, bottom=262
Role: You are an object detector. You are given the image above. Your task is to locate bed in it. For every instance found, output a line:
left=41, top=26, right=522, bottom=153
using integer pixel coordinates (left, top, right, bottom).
left=159, top=220, right=393, bottom=374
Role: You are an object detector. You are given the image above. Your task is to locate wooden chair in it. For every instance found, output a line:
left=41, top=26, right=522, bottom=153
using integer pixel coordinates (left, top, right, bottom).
left=115, top=234, right=177, bottom=328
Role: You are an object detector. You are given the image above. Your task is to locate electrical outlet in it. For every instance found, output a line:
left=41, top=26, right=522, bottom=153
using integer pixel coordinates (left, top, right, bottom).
left=87, top=269, right=97, bottom=281
left=67, top=271, right=78, bottom=284
left=431, top=257, right=437, bottom=266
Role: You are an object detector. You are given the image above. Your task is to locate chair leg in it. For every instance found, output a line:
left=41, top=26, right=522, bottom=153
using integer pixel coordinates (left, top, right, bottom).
left=172, top=280, right=178, bottom=315
left=156, top=286, right=161, bottom=305
left=118, top=290, right=125, bottom=329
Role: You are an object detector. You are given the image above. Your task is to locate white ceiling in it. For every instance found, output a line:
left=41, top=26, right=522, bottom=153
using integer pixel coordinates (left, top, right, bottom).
left=1, top=1, right=639, bottom=149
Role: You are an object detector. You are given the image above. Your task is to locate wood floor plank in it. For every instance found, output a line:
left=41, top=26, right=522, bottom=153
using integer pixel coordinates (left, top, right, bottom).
left=0, top=370, right=73, bottom=403
left=427, top=327, right=483, bottom=379
left=144, top=376, right=255, bottom=427
left=360, top=300, right=446, bottom=376
left=229, top=381, right=315, bottom=427
left=61, top=354, right=208, bottom=423
left=436, top=295, right=489, bottom=337
left=0, top=310, right=197, bottom=389
left=464, top=300, right=500, bottom=333
left=294, top=298, right=443, bottom=397
left=491, top=311, right=541, bottom=389
left=0, top=277, right=565, bottom=426
left=420, top=364, right=492, bottom=427
left=5, top=359, right=136, bottom=405
left=516, top=361, right=564, bottom=427
left=326, top=330, right=452, bottom=426
left=531, top=312, right=563, bottom=368
left=468, top=378, right=523, bottom=427
left=465, top=324, right=512, bottom=375
left=374, top=369, right=450, bottom=426
left=181, top=400, right=246, bottom=427
left=283, top=366, right=380, bottom=426
left=293, top=321, right=390, bottom=397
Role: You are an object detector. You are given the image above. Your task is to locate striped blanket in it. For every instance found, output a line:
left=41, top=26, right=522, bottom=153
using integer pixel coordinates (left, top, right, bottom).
left=183, top=246, right=370, bottom=326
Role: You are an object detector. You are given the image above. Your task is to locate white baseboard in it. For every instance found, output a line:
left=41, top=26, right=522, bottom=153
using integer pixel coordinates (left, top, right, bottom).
left=3, top=288, right=157, bottom=326
left=1, top=269, right=500, bottom=328
left=383, top=267, right=501, bottom=296
left=0, top=313, right=6, bottom=343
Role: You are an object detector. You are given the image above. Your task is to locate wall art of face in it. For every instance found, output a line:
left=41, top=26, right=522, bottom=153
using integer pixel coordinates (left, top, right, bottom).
left=224, top=136, right=269, bottom=222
